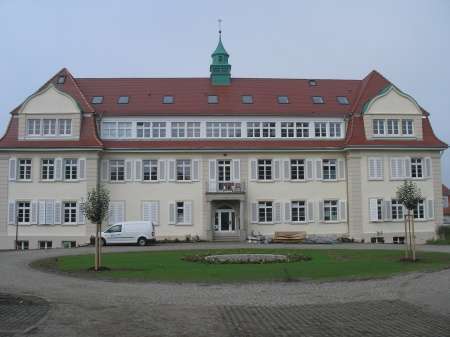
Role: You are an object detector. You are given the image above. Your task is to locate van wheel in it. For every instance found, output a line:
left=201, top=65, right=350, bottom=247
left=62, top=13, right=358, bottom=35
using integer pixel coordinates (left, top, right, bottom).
left=137, top=237, right=147, bottom=246
left=101, top=238, right=107, bottom=246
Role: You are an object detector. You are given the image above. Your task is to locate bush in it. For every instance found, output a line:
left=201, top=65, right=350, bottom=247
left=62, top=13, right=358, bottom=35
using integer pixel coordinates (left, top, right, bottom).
left=437, top=225, right=450, bottom=240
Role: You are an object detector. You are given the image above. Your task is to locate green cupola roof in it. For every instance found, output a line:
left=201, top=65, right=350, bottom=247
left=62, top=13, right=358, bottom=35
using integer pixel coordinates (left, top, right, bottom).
left=212, top=36, right=229, bottom=57
left=210, top=29, right=231, bottom=86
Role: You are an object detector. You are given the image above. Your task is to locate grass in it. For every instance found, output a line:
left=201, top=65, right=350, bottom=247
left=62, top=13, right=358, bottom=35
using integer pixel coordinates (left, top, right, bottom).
left=36, top=248, right=450, bottom=283
left=426, top=239, right=450, bottom=245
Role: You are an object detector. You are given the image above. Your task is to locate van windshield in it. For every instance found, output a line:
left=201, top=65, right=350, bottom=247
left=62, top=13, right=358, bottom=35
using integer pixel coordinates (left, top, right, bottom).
left=106, top=225, right=122, bottom=233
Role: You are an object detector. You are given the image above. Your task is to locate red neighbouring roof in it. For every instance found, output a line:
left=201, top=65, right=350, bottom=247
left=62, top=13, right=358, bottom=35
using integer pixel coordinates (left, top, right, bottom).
left=0, top=68, right=447, bottom=150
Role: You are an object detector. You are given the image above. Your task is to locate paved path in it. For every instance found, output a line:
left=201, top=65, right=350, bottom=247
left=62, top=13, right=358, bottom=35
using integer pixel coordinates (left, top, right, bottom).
left=1, top=243, right=450, bottom=337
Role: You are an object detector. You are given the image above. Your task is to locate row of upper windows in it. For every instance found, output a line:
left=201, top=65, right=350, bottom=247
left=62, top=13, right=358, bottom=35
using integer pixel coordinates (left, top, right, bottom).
left=367, top=157, right=432, bottom=180
left=101, top=120, right=344, bottom=139
left=26, top=118, right=72, bottom=137
left=368, top=198, right=434, bottom=222
left=372, top=119, right=414, bottom=137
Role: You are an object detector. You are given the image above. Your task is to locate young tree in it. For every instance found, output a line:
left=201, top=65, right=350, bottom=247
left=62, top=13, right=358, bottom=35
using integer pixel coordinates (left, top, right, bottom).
left=82, top=185, right=110, bottom=271
left=396, top=180, right=423, bottom=261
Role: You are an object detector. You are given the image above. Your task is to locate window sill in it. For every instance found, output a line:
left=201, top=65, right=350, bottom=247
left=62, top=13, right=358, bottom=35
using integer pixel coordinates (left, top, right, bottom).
left=175, top=223, right=193, bottom=226
left=368, top=178, right=384, bottom=181
left=256, top=222, right=274, bottom=225
left=15, top=180, right=33, bottom=183
left=62, top=223, right=80, bottom=226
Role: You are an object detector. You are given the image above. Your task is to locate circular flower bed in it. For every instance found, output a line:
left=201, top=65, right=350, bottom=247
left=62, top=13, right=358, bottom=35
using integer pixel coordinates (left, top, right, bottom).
left=182, top=253, right=311, bottom=264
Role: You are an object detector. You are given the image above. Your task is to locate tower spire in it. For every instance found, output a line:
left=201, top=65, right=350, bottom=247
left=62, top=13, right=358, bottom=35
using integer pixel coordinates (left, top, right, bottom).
left=210, top=20, right=231, bottom=86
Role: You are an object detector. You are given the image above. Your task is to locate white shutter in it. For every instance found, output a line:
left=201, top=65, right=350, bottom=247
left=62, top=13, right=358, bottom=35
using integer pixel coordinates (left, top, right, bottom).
left=390, top=158, right=396, bottom=179
left=168, top=160, right=176, bottom=181
left=274, top=202, right=282, bottom=223
left=101, top=160, right=109, bottom=182
left=369, top=198, right=379, bottom=222
left=315, top=159, right=323, bottom=180
left=390, top=158, right=404, bottom=180
left=54, top=201, right=62, bottom=225
left=284, top=202, right=291, bottom=223
left=30, top=201, right=38, bottom=225
left=8, top=201, right=16, bottom=225
left=232, top=159, right=240, bottom=182
left=339, top=200, right=347, bottom=221
left=143, top=201, right=160, bottom=226
left=424, top=157, right=432, bottom=178
left=158, top=160, right=166, bottom=181
left=338, top=159, right=345, bottom=180
left=77, top=202, right=85, bottom=224
left=307, top=201, right=314, bottom=222
left=168, top=202, right=176, bottom=224
left=134, top=159, right=142, bottom=181
left=208, top=159, right=217, bottom=191
left=250, top=159, right=257, bottom=181
left=376, top=158, right=384, bottom=180
left=9, top=158, right=17, bottom=181
left=192, top=159, right=200, bottom=181
left=427, top=199, right=434, bottom=219
left=318, top=201, right=324, bottom=221
left=404, top=158, right=411, bottom=179
left=125, top=159, right=133, bottom=181
left=384, top=200, right=392, bottom=221
left=251, top=202, right=258, bottom=223
left=38, top=200, right=46, bottom=225
left=109, top=201, right=125, bottom=225
left=184, top=201, right=193, bottom=225
left=45, top=200, right=55, bottom=225
left=368, top=158, right=376, bottom=180
left=273, top=159, right=281, bottom=181
left=369, top=158, right=383, bottom=180
left=283, top=159, right=290, bottom=181
left=78, top=158, right=86, bottom=180
left=306, top=159, right=314, bottom=180
left=55, top=158, right=63, bottom=181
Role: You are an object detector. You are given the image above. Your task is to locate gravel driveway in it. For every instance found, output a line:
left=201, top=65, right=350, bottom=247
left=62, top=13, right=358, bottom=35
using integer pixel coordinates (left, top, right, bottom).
left=1, top=243, right=450, bottom=337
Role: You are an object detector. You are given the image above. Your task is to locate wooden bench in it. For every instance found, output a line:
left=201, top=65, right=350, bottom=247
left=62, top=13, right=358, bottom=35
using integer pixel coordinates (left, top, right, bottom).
left=273, top=231, right=307, bottom=243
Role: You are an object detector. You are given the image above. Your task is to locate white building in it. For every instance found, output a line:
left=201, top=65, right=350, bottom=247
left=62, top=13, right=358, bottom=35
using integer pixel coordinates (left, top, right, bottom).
left=0, top=35, right=446, bottom=249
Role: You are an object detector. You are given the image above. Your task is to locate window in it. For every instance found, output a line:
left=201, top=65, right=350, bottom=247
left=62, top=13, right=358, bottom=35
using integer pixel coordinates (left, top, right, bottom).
left=402, top=119, right=413, bottom=135
left=163, top=95, right=174, bottom=104
left=152, top=122, right=166, bottom=138
left=206, top=122, right=241, bottom=138
left=247, top=122, right=276, bottom=138
left=176, top=159, right=191, bottom=181
left=91, top=96, right=104, bottom=104
left=411, top=158, right=423, bottom=178
left=62, top=241, right=77, bottom=248
left=290, top=159, right=305, bottom=180
left=143, top=160, right=158, bottom=181
left=102, top=122, right=117, bottom=138
left=393, top=236, right=405, bottom=244
left=257, top=159, right=272, bottom=180
left=110, top=160, right=125, bottom=181
left=387, top=119, right=399, bottom=135
left=368, top=157, right=383, bottom=180
left=176, top=201, right=185, bottom=223
left=17, top=201, right=31, bottom=224
left=413, top=200, right=425, bottom=220
left=64, top=159, right=78, bottom=180
left=18, top=159, right=32, bottom=180
left=118, top=122, right=132, bottom=138
left=38, top=241, right=52, bottom=249
left=314, top=122, right=327, bottom=137
left=281, top=122, right=309, bottom=138
left=329, top=122, right=341, bottom=138
left=322, top=159, right=337, bottom=180
left=277, top=96, right=289, bottom=104
left=57, top=75, right=66, bottom=84
left=16, top=240, right=29, bottom=250
left=41, top=159, right=55, bottom=180
left=63, top=201, right=77, bottom=224
left=186, top=122, right=201, bottom=138
left=323, top=200, right=338, bottom=221
left=308, top=79, right=317, bottom=86
left=106, top=224, right=122, bottom=233
left=337, top=96, right=349, bottom=105
left=241, top=95, right=253, bottom=104
left=43, top=119, right=57, bottom=136
left=208, top=95, right=219, bottom=104
left=171, top=122, right=185, bottom=138
left=376, top=199, right=384, bottom=221
left=117, top=96, right=129, bottom=104
left=27, top=119, right=41, bottom=136
left=371, top=237, right=385, bottom=244
left=373, top=119, right=385, bottom=135
left=391, top=200, right=404, bottom=220
left=369, top=198, right=384, bottom=221
left=137, top=122, right=152, bottom=138
left=258, top=201, right=273, bottom=223
left=58, top=119, right=71, bottom=136
left=291, top=201, right=306, bottom=222
left=312, top=96, right=324, bottom=104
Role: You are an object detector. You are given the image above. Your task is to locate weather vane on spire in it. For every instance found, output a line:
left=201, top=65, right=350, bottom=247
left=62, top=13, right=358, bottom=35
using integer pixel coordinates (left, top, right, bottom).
left=218, top=19, right=222, bottom=36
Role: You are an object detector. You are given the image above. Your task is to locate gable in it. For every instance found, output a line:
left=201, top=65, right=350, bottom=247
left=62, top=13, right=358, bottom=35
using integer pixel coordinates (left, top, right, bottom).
left=363, top=85, right=422, bottom=116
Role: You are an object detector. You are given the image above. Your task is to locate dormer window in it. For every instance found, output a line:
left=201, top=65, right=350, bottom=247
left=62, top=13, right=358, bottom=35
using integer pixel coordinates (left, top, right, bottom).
left=57, top=75, right=66, bottom=84
left=309, top=80, right=317, bottom=86
left=91, top=96, right=104, bottom=104
left=277, top=96, right=289, bottom=104
left=312, top=96, right=324, bottom=104
left=208, top=95, right=219, bottom=104
left=163, top=95, right=174, bottom=104
left=337, top=96, right=349, bottom=105
left=117, top=96, right=129, bottom=104
left=241, top=95, right=253, bottom=104
left=43, top=119, right=57, bottom=136
left=27, top=119, right=41, bottom=136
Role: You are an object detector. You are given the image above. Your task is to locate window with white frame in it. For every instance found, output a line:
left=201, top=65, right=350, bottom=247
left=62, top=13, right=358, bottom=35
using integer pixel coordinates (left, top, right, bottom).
left=43, top=119, right=57, bottom=136
left=314, top=122, right=327, bottom=137
left=206, top=122, right=241, bottom=138
left=64, top=159, right=78, bottom=180
left=258, top=201, right=273, bottom=223
left=281, top=122, right=309, bottom=138
left=152, top=122, right=166, bottom=138
left=411, top=158, right=423, bottom=178
left=176, top=201, right=185, bottom=223
left=17, top=201, right=31, bottom=224
left=323, top=200, right=338, bottom=221
left=41, top=159, right=55, bottom=180
left=369, top=198, right=384, bottom=222
left=247, top=122, right=276, bottom=138
left=110, top=160, right=125, bottom=181
left=290, top=159, right=305, bottom=180
left=368, top=157, right=384, bottom=180
left=102, top=122, right=117, bottom=138
left=58, top=119, right=72, bottom=136
left=257, top=159, right=272, bottom=180
left=118, top=122, right=132, bottom=138
left=27, top=119, right=41, bottom=136
left=176, top=159, right=191, bottom=181
left=18, top=159, right=32, bottom=181
left=391, top=199, right=404, bottom=220
left=322, top=159, right=337, bottom=180
left=329, top=122, right=341, bottom=138
left=373, top=119, right=385, bottom=135
left=143, top=160, right=158, bottom=181
left=38, top=241, right=52, bottom=249
left=16, top=240, right=29, bottom=250
left=402, top=119, right=413, bottom=135
left=63, top=201, right=77, bottom=224
left=291, top=201, right=306, bottom=222
left=186, top=122, right=201, bottom=138
left=387, top=119, right=399, bottom=135
left=136, top=122, right=152, bottom=138
left=376, top=199, right=384, bottom=221
left=413, top=200, right=425, bottom=220
left=171, top=122, right=185, bottom=137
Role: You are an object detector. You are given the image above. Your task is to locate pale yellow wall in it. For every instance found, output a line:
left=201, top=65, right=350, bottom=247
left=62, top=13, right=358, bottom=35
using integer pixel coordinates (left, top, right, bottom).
left=20, top=85, right=80, bottom=115
left=365, top=87, right=423, bottom=116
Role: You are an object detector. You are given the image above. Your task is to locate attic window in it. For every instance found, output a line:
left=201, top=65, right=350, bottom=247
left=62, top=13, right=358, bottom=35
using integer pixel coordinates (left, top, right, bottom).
left=163, top=96, right=174, bottom=104
left=312, top=96, right=324, bottom=104
left=241, top=95, right=253, bottom=104
left=337, top=96, right=350, bottom=105
left=208, top=95, right=219, bottom=104
left=308, top=80, right=317, bottom=86
left=57, top=76, right=66, bottom=84
left=277, top=96, right=289, bottom=104
left=117, top=96, right=129, bottom=104
left=91, top=96, right=104, bottom=104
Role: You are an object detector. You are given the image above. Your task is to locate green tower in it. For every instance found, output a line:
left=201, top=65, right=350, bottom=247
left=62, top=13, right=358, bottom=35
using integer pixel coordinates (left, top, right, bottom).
left=210, top=29, right=231, bottom=86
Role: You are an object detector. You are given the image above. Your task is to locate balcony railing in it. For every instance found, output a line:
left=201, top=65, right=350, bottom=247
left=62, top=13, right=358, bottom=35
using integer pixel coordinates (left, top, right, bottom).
left=207, top=181, right=246, bottom=193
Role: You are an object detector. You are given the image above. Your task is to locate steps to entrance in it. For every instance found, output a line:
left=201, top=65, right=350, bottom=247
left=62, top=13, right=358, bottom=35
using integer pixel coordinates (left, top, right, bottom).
left=213, top=232, right=241, bottom=242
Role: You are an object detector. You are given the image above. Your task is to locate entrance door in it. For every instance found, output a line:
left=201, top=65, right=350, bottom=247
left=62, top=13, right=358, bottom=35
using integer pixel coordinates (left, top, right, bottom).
left=214, top=209, right=236, bottom=232
left=217, top=160, right=231, bottom=191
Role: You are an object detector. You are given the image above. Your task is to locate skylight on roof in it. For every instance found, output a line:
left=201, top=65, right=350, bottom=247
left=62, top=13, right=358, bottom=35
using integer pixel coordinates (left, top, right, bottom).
left=241, top=95, right=253, bottom=104
left=57, top=75, right=66, bottom=84
left=308, top=80, right=317, bottom=86
left=312, top=96, right=324, bottom=104
left=117, top=96, right=129, bottom=104
left=91, top=96, right=104, bottom=104
left=208, top=95, right=219, bottom=104
left=163, top=95, right=174, bottom=104
left=277, top=96, right=289, bottom=104
left=337, top=96, right=350, bottom=105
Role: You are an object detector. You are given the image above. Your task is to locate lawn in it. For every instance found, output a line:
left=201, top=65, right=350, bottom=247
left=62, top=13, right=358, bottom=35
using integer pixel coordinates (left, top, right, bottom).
left=42, top=248, right=450, bottom=283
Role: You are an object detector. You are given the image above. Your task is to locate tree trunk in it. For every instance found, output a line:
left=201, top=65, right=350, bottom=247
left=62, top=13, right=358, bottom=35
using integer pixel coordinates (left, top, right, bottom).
left=404, top=213, right=409, bottom=259
left=95, top=222, right=101, bottom=271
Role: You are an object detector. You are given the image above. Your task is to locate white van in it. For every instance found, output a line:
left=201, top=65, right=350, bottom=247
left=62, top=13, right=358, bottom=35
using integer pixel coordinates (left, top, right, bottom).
left=101, top=221, right=155, bottom=246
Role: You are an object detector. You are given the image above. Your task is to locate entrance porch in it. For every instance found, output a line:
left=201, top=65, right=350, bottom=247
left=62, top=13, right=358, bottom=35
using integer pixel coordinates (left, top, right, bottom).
left=206, top=197, right=247, bottom=242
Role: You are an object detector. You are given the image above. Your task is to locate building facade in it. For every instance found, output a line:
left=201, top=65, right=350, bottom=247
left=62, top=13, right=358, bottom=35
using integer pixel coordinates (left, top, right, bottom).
left=0, top=35, right=447, bottom=249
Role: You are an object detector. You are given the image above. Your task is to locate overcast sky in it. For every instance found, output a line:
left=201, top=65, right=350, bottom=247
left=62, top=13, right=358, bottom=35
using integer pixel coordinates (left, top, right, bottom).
left=1, top=0, right=450, bottom=183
